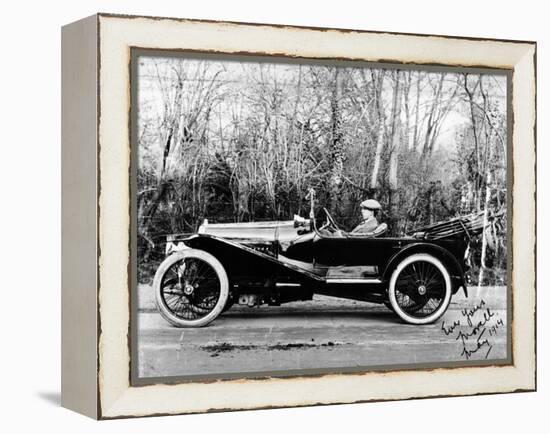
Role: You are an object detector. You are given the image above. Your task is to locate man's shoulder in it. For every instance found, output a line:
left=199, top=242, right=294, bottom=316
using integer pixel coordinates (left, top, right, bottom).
left=363, top=217, right=379, bottom=229
left=352, top=218, right=379, bottom=233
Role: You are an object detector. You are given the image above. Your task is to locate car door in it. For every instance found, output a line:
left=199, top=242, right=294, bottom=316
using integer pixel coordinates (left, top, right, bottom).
left=312, top=235, right=406, bottom=276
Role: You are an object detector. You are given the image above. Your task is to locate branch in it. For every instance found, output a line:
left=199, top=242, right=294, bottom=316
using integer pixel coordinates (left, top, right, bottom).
left=342, top=174, right=371, bottom=194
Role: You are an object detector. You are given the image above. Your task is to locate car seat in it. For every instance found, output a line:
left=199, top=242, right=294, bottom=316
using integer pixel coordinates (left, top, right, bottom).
left=372, top=223, right=388, bottom=237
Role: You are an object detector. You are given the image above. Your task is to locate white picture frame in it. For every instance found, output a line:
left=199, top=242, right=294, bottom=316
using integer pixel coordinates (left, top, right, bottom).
left=61, top=13, right=536, bottom=419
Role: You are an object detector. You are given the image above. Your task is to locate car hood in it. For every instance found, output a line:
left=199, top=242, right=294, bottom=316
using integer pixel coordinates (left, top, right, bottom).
left=198, top=219, right=301, bottom=242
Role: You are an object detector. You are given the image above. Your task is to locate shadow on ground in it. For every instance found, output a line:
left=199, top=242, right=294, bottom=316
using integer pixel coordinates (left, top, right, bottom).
left=37, top=391, right=61, bottom=407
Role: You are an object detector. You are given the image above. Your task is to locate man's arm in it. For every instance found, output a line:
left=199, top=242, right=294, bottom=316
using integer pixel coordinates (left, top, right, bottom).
left=351, top=218, right=379, bottom=234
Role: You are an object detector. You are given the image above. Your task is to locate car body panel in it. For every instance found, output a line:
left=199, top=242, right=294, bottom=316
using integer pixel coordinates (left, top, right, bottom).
left=167, top=219, right=469, bottom=304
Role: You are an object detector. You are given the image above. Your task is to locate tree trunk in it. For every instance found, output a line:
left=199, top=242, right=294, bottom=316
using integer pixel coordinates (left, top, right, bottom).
left=403, top=71, right=412, bottom=150
left=412, top=72, right=422, bottom=151
left=463, top=74, right=482, bottom=211
left=329, top=68, right=344, bottom=214
left=421, top=74, right=444, bottom=158
left=477, top=170, right=492, bottom=287
left=388, top=71, right=402, bottom=189
left=370, top=71, right=386, bottom=189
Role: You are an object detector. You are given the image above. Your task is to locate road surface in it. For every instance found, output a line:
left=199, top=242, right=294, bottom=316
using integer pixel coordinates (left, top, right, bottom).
left=136, top=285, right=508, bottom=380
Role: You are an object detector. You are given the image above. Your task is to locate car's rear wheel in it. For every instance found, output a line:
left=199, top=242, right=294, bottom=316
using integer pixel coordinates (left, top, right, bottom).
left=153, top=249, right=229, bottom=327
left=388, top=253, right=452, bottom=325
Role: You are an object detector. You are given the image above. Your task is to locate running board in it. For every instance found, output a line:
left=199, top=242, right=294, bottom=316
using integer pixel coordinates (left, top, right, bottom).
left=326, top=278, right=382, bottom=284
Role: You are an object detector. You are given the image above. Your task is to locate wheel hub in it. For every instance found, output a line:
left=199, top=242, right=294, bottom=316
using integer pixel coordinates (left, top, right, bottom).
left=417, top=285, right=427, bottom=295
left=183, top=283, right=194, bottom=295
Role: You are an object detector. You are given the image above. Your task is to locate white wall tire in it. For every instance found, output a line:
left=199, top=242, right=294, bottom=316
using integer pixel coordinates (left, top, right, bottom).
left=388, top=253, right=452, bottom=325
left=153, top=249, right=229, bottom=327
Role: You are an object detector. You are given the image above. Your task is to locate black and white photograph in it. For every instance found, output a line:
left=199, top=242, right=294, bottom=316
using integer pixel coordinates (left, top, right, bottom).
left=1, top=0, right=544, bottom=428
left=132, top=52, right=510, bottom=382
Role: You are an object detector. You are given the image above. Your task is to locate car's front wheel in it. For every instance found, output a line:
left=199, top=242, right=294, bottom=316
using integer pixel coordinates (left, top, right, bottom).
left=153, top=249, right=229, bottom=327
left=388, top=253, right=452, bottom=325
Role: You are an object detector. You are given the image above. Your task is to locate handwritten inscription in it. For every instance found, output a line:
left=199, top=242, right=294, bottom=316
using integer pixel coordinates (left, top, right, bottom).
left=440, top=299, right=503, bottom=360
left=461, top=299, right=486, bottom=326
left=441, top=319, right=460, bottom=336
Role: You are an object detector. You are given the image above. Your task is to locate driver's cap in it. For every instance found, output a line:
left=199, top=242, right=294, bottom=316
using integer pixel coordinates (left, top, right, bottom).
left=360, top=199, right=381, bottom=210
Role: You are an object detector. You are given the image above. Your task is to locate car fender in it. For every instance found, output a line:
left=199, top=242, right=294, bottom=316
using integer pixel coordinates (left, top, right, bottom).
left=181, top=234, right=324, bottom=283
left=382, top=242, right=467, bottom=295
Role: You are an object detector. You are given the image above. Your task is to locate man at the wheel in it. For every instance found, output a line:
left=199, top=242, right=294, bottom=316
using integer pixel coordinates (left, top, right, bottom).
left=351, top=199, right=381, bottom=234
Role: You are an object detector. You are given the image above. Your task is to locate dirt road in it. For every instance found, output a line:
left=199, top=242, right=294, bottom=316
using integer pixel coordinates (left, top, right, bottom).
left=136, top=286, right=508, bottom=380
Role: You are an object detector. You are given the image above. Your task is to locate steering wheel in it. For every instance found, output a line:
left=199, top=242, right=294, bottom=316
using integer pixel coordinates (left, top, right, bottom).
left=320, top=208, right=341, bottom=232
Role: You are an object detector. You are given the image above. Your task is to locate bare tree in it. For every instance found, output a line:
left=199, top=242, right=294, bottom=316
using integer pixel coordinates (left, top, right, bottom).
left=370, top=70, right=386, bottom=189
left=136, top=58, right=508, bottom=285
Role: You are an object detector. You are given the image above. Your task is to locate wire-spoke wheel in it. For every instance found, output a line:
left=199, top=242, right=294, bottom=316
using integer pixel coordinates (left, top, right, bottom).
left=153, top=249, right=229, bottom=327
left=388, top=253, right=452, bottom=325
left=383, top=300, right=394, bottom=312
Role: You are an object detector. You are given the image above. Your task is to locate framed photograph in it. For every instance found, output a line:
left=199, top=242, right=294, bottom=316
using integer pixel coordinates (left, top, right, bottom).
left=61, top=13, right=536, bottom=419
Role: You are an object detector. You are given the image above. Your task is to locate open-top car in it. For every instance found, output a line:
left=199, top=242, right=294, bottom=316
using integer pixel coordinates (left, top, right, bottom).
left=153, top=189, right=487, bottom=327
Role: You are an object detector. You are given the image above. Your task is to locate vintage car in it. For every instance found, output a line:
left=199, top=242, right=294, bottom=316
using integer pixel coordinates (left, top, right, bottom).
left=153, top=189, right=485, bottom=327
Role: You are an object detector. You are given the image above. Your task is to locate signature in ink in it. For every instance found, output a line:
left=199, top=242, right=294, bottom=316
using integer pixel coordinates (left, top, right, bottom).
left=441, top=319, right=460, bottom=336
left=461, top=299, right=486, bottom=326
left=456, top=308, right=495, bottom=346
left=440, top=298, right=502, bottom=360
left=460, top=328, right=492, bottom=360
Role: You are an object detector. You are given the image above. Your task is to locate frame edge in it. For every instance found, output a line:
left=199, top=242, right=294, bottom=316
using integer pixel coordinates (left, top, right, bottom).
left=61, top=13, right=100, bottom=419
